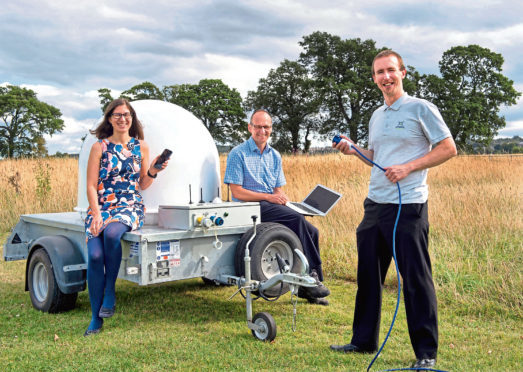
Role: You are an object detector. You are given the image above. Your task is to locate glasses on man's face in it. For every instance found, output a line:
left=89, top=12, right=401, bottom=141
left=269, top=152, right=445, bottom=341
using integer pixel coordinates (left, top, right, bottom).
left=251, top=124, right=272, bottom=131
left=111, top=112, right=132, bottom=120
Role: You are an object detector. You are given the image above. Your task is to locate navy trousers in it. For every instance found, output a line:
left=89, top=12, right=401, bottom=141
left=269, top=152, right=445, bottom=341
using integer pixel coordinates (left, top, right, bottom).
left=259, top=201, right=324, bottom=281
left=350, top=198, right=438, bottom=359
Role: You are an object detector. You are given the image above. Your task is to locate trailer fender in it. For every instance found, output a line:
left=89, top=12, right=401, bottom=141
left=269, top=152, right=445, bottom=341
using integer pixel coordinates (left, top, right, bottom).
left=25, top=235, right=86, bottom=294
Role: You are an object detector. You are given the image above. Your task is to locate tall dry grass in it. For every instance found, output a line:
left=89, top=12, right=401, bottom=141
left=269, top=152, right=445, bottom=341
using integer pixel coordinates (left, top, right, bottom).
left=1, top=154, right=521, bottom=317
left=0, top=157, right=78, bottom=232
left=222, top=153, right=522, bottom=317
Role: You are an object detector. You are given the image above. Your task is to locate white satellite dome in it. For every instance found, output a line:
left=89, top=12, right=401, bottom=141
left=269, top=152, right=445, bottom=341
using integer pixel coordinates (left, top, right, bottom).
left=76, top=100, right=221, bottom=220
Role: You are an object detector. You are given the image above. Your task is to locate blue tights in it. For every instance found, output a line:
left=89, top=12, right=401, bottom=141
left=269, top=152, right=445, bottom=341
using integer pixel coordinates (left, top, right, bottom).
left=86, top=222, right=130, bottom=331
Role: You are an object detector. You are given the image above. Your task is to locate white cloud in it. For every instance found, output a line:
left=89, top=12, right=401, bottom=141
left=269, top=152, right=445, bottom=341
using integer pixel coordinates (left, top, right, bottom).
left=44, top=116, right=98, bottom=155
left=20, top=84, right=62, bottom=97
left=25, top=85, right=101, bottom=118
left=148, top=52, right=277, bottom=97
left=497, top=120, right=523, bottom=138
left=98, top=5, right=154, bottom=23
left=1, top=0, right=521, bottom=154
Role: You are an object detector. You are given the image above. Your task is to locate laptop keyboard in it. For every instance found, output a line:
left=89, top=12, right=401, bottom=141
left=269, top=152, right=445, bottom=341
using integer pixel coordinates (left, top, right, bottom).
left=289, top=202, right=318, bottom=215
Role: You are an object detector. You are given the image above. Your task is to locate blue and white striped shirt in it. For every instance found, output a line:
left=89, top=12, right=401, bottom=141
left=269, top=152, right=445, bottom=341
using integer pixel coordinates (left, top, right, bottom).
left=224, top=137, right=286, bottom=201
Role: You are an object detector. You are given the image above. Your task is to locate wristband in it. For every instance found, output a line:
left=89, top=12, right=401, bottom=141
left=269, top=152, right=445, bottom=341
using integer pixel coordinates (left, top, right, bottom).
left=147, top=169, right=157, bottom=179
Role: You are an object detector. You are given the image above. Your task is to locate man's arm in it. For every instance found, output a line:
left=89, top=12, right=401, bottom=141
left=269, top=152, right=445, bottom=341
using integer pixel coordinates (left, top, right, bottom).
left=332, top=135, right=375, bottom=167
left=384, top=137, right=457, bottom=183
left=229, top=184, right=288, bottom=205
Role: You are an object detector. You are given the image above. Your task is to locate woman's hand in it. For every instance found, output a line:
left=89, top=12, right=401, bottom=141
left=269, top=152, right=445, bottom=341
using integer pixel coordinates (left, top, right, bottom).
left=90, top=212, right=104, bottom=237
left=147, top=155, right=169, bottom=177
left=138, top=142, right=169, bottom=190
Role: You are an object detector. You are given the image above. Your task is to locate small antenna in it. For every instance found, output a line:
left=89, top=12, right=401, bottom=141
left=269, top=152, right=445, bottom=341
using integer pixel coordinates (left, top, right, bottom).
left=199, top=187, right=204, bottom=204
left=189, top=184, right=193, bottom=204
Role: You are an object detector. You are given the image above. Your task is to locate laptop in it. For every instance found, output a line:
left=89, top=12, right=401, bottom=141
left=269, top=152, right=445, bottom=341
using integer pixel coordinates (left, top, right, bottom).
left=286, top=184, right=342, bottom=216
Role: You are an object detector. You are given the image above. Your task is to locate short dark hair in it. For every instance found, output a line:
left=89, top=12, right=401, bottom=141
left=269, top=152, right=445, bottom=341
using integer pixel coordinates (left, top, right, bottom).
left=249, top=109, right=271, bottom=124
left=91, top=98, right=144, bottom=140
left=372, top=50, right=406, bottom=76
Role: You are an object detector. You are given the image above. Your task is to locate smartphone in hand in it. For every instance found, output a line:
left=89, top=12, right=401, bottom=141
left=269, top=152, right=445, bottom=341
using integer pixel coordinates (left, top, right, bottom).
left=154, top=149, right=172, bottom=169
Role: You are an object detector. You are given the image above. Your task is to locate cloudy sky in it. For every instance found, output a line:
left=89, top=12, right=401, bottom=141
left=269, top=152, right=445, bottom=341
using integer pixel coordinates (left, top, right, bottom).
left=2, top=0, right=522, bottom=154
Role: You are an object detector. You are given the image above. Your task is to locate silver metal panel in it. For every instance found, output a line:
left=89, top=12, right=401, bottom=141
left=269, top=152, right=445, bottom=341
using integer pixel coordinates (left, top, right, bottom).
left=123, top=225, right=253, bottom=242
left=4, top=213, right=87, bottom=262
left=4, top=202, right=260, bottom=287
left=158, top=202, right=260, bottom=230
left=20, top=212, right=85, bottom=232
left=119, top=233, right=242, bottom=285
left=4, top=242, right=30, bottom=261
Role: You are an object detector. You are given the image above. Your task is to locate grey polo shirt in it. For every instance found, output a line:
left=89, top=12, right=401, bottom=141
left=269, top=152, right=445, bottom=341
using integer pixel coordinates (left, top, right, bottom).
left=368, top=93, right=451, bottom=204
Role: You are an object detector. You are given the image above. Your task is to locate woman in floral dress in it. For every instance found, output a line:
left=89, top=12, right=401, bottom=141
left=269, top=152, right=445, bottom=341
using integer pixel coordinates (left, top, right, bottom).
left=84, top=98, right=168, bottom=336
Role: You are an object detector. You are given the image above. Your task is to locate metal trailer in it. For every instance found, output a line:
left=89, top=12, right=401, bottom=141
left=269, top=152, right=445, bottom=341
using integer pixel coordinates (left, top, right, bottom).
left=3, top=201, right=317, bottom=341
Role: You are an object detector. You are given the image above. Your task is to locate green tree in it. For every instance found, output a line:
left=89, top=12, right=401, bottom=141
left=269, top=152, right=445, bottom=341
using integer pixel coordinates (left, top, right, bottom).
left=121, top=81, right=164, bottom=101
left=299, top=32, right=383, bottom=144
left=245, top=59, right=322, bottom=152
left=420, top=45, right=521, bottom=150
left=97, top=88, right=114, bottom=113
left=163, top=79, right=247, bottom=145
left=0, top=85, right=64, bottom=158
left=98, top=82, right=164, bottom=113
left=33, top=135, right=48, bottom=157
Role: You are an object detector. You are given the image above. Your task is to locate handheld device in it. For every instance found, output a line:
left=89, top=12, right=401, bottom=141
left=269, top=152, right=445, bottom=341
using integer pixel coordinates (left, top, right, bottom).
left=154, top=149, right=172, bottom=169
left=332, top=135, right=352, bottom=150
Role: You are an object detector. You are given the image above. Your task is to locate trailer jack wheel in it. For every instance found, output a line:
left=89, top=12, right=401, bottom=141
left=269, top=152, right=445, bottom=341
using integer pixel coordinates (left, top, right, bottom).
left=251, top=312, right=277, bottom=342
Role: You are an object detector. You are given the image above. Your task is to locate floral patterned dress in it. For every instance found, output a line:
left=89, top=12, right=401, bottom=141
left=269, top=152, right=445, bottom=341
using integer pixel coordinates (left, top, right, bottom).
left=85, top=138, right=145, bottom=241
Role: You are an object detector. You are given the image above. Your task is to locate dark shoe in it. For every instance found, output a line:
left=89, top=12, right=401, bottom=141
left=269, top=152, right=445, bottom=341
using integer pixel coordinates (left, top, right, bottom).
left=411, top=358, right=436, bottom=369
left=306, top=297, right=329, bottom=306
left=330, top=343, right=375, bottom=354
left=83, top=321, right=103, bottom=337
left=83, top=328, right=102, bottom=337
left=98, top=306, right=115, bottom=318
left=298, top=271, right=331, bottom=299
left=298, top=285, right=330, bottom=299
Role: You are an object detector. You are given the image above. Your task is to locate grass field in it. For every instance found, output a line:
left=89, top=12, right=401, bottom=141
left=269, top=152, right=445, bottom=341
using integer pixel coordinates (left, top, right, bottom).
left=0, top=154, right=521, bottom=371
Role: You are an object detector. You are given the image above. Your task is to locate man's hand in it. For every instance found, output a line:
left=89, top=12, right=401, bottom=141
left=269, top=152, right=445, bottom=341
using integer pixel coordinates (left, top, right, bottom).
left=332, top=135, right=356, bottom=155
left=267, top=191, right=289, bottom=205
left=383, top=137, right=457, bottom=183
left=384, top=164, right=412, bottom=183
left=229, top=184, right=289, bottom=204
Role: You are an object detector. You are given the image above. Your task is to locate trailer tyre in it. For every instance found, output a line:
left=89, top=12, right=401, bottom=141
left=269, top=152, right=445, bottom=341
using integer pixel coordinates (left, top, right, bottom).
left=235, top=223, right=304, bottom=296
left=252, top=312, right=277, bottom=342
left=28, top=249, right=78, bottom=313
left=201, top=277, right=221, bottom=286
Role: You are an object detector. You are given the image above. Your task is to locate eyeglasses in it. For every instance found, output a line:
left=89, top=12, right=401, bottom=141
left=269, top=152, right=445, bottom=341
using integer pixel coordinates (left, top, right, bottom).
left=250, top=124, right=272, bottom=131
left=111, top=112, right=132, bottom=119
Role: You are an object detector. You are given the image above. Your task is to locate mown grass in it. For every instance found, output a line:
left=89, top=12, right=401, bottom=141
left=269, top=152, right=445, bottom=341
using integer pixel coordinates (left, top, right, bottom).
left=1, top=154, right=522, bottom=371
left=1, top=248, right=521, bottom=371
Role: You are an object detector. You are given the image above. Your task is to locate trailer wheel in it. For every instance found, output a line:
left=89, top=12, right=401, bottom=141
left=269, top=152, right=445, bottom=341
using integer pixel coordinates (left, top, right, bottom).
left=28, top=249, right=78, bottom=313
left=201, top=277, right=221, bottom=286
left=235, top=223, right=304, bottom=296
left=252, top=312, right=277, bottom=342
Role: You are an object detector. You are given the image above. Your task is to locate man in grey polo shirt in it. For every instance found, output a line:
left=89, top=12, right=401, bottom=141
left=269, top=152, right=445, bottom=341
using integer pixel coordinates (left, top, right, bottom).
left=330, top=50, right=457, bottom=370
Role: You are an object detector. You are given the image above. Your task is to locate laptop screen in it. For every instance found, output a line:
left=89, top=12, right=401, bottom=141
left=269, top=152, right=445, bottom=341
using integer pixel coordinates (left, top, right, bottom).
left=303, top=185, right=342, bottom=213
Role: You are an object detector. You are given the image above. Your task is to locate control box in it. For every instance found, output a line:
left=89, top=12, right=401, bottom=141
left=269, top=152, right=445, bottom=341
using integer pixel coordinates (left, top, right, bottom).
left=157, top=202, right=260, bottom=230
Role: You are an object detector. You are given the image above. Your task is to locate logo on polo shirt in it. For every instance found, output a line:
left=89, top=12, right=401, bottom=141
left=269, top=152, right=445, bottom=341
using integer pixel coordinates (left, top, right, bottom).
left=395, top=121, right=405, bottom=129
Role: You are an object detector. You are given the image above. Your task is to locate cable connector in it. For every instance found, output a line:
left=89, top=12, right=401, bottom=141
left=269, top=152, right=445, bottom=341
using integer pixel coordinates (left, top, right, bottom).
left=333, top=134, right=352, bottom=150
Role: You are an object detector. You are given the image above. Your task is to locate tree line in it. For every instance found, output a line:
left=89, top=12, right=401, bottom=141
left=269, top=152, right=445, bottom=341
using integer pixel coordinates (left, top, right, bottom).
left=1, top=32, right=520, bottom=158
